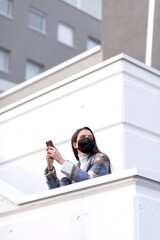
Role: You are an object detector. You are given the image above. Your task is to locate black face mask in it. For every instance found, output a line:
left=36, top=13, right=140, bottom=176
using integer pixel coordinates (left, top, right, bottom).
left=78, top=138, right=95, bottom=154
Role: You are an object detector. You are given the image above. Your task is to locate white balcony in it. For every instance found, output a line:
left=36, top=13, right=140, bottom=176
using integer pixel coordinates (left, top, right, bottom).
left=0, top=53, right=160, bottom=239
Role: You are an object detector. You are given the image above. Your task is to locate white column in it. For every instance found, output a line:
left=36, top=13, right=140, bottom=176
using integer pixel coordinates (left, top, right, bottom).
left=145, top=0, right=155, bottom=66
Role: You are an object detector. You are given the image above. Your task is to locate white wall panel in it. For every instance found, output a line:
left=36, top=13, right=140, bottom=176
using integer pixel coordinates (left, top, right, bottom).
left=0, top=53, right=160, bottom=198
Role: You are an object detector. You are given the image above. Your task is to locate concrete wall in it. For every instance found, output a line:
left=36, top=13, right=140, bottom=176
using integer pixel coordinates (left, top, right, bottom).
left=102, top=0, right=149, bottom=63
left=152, top=0, right=160, bottom=70
left=102, top=0, right=160, bottom=71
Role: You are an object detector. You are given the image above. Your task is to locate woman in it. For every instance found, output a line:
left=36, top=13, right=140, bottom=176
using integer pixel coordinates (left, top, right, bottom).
left=45, top=126, right=111, bottom=189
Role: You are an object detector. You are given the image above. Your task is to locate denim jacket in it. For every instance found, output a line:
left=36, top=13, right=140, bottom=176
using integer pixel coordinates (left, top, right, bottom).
left=44, top=153, right=110, bottom=189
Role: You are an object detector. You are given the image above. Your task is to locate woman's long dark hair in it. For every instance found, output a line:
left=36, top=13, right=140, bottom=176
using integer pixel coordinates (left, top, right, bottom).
left=71, top=126, right=111, bottom=173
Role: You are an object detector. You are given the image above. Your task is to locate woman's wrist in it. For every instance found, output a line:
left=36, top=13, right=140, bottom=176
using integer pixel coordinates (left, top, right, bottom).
left=60, top=158, right=65, bottom=165
left=48, top=167, right=53, bottom=171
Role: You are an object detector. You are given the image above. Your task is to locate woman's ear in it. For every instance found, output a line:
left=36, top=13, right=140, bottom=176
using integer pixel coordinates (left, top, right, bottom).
left=73, top=141, right=78, bottom=149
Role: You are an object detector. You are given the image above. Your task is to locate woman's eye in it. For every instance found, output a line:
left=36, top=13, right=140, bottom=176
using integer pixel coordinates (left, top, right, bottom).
left=80, top=136, right=85, bottom=139
left=88, top=135, right=93, bottom=139
left=79, top=135, right=93, bottom=140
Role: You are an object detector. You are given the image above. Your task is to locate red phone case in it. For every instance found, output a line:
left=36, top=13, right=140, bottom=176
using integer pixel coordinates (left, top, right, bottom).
left=46, top=140, right=54, bottom=147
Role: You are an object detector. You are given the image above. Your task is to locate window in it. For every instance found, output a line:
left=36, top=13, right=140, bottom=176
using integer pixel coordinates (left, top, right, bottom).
left=28, top=8, right=46, bottom=33
left=25, top=60, right=44, bottom=80
left=0, top=78, right=17, bottom=93
left=57, top=22, right=74, bottom=48
left=62, top=0, right=101, bottom=19
left=0, top=48, right=9, bottom=73
left=87, top=37, right=100, bottom=50
left=63, top=0, right=77, bottom=5
left=81, top=0, right=101, bottom=19
left=0, top=0, right=12, bottom=17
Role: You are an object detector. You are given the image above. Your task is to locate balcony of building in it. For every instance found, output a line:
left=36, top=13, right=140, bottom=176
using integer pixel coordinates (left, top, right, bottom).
left=0, top=52, right=160, bottom=240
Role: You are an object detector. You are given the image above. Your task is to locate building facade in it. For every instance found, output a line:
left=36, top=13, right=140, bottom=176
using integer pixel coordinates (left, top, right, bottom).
left=0, top=1, right=160, bottom=238
left=102, top=0, right=160, bottom=71
left=0, top=0, right=101, bottom=92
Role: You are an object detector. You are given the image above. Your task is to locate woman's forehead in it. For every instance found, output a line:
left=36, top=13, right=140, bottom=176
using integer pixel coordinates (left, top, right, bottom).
left=78, top=129, right=92, bottom=136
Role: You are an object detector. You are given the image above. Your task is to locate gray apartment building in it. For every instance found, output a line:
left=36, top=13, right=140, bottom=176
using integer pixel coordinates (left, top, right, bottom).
left=0, top=0, right=101, bottom=92
left=1, top=0, right=160, bottom=94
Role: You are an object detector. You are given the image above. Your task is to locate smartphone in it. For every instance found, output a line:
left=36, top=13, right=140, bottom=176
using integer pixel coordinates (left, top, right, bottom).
left=46, top=140, right=54, bottom=147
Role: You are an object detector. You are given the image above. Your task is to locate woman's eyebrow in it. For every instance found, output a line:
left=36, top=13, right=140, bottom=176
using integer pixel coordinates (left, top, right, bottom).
left=80, top=135, right=85, bottom=138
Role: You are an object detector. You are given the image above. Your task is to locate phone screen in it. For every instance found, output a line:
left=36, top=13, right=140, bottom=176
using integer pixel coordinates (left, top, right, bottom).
left=46, top=140, right=54, bottom=147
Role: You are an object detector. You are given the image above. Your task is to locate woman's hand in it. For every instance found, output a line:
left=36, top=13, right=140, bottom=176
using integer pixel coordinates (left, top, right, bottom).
left=46, top=146, right=65, bottom=166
